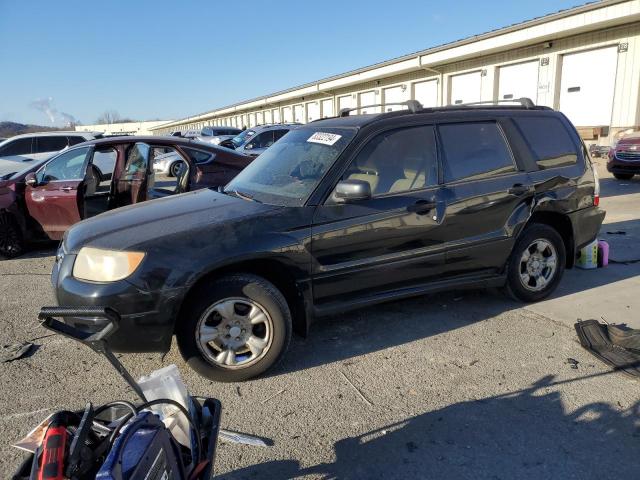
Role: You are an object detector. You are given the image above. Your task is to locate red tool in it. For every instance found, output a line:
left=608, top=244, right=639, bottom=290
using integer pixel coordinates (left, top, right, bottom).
left=31, top=413, right=70, bottom=480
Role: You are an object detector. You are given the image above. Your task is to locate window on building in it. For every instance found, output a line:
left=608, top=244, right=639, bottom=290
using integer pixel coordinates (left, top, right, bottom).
left=438, top=122, right=515, bottom=182
left=513, top=116, right=578, bottom=169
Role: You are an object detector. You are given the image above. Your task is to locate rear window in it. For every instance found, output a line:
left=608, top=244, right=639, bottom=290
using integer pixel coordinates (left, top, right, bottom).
left=184, top=148, right=214, bottom=164
left=438, top=122, right=515, bottom=182
left=513, top=117, right=578, bottom=169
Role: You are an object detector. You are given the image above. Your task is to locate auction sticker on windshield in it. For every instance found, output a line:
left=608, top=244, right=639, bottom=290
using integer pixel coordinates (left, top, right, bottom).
left=307, top=132, right=342, bottom=146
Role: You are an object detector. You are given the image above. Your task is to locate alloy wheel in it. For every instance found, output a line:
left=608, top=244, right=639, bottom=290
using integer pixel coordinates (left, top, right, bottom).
left=196, top=297, right=273, bottom=369
left=518, top=238, right=558, bottom=292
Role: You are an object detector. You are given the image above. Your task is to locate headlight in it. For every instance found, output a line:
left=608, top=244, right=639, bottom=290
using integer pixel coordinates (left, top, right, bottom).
left=73, top=247, right=145, bottom=282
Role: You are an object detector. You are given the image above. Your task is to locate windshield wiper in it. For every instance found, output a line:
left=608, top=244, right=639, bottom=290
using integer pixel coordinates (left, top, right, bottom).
left=227, top=188, right=261, bottom=203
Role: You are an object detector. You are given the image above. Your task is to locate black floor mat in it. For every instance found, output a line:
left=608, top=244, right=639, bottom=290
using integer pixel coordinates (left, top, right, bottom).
left=575, top=320, right=640, bottom=378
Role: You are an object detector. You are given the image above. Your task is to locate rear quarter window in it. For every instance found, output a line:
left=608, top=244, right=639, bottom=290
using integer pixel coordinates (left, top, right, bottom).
left=184, top=148, right=214, bottom=164
left=513, top=116, right=578, bottom=169
left=438, top=122, right=515, bottom=183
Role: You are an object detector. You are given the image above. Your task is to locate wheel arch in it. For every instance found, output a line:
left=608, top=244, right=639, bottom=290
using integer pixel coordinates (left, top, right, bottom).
left=525, top=210, right=575, bottom=268
left=175, top=257, right=310, bottom=338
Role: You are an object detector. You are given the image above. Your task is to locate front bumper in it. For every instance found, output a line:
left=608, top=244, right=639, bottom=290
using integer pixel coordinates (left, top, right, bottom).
left=50, top=252, right=186, bottom=352
left=607, top=156, right=640, bottom=174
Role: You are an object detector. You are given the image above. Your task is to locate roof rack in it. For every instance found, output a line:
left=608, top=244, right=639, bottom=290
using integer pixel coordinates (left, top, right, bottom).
left=339, top=100, right=423, bottom=117
left=455, top=97, right=536, bottom=109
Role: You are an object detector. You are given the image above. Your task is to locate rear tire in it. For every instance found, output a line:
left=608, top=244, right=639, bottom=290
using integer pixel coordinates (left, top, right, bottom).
left=176, top=274, right=292, bottom=382
left=0, top=213, right=25, bottom=259
left=613, top=173, right=634, bottom=180
left=505, top=223, right=566, bottom=302
left=169, top=161, right=183, bottom=177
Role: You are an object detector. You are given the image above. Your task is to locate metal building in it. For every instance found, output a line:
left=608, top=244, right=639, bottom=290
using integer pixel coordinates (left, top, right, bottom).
left=151, top=0, right=640, bottom=145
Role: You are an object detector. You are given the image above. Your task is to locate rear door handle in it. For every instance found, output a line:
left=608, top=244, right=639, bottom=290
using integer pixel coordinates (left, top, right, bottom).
left=407, top=200, right=437, bottom=215
left=508, top=184, right=529, bottom=196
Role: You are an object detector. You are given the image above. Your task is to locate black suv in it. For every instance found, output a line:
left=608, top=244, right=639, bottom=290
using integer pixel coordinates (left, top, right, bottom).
left=48, top=100, right=605, bottom=381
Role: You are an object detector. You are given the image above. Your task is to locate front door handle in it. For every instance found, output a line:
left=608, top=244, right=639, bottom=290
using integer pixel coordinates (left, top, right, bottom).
left=61, top=186, right=73, bottom=192
left=407, top=200, right=437, bottom=215
left=508, top=184, right=529, bottom=196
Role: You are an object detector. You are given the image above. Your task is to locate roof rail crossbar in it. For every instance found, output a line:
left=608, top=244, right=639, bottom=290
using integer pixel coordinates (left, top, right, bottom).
left=457, top=97, right=536, bottom=109
left=339, top=100, right=423, bottom=117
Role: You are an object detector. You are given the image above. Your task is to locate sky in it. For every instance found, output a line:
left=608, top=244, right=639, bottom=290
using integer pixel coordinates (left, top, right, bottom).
left=0, top=0, right=586, bottom=126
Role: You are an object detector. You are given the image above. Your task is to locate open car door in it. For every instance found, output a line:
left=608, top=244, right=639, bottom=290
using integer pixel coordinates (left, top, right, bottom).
left=114, top=143, right=153, bottom=208
left=24, top=146, right=93, bottom=240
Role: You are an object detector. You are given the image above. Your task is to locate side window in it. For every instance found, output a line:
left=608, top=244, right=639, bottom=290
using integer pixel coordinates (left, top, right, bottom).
left=438, top=122, right=515, bottom=183
left=0, top=138, right=33, bottom=156
left=344, top=125, right=438, bottom=196
left=124, top=143, right=150, bottom=178
left=248, top=131, right=275, bottom=149
left=91, top=149, right=117, bottom=181
left=183, top=147, right=214, bottom=164
left=67, top=136, right=87, bottom=146
left=273, top=129, right=289, bottom=142
left=35, top=136, right=68, bottom=153
left=513, top=117, right=578, bottom=169
left=39, top=147, right=90, bottom=182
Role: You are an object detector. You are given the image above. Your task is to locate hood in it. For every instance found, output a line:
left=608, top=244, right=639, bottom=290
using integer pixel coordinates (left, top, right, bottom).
left=617, top=137, right=640, bottom=147
left=64, top=188, right=281, bottom=253
left=0, top=158, right=31, bottom=177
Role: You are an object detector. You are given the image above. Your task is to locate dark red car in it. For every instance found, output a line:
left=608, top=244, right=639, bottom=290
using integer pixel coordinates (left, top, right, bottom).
left=0, top=136, right=253, bottom=258
left=607, top=133, right=640, bottom=179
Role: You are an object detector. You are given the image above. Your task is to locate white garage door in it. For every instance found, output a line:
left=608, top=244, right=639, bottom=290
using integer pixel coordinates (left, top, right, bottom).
left=414, top=80, right=438, bottom=107
left=321, top=98, right=334, bottom=118
left=498, top=60, right=539, bottom=103
left=384, top=85, right=409, bottom=112
left=282, top=106, right=293, bottom=123
left=306, top=102, right=319, bottom=122
left=560, top=46, right=618, bottom=127
left=294, top=105, right=304, bottom=123
left=256, top=111, right=263, bottom=125
left=248, top=113, right=256, bottom=127
left=359, top=91, right=379, bottom=114
left=264, top=110, right=272, bottom=124
left=450, top=71, right=482, bottom=105
left=338, top=95, right=354, bottom=114
left=273, top=109, right=281, bottom=124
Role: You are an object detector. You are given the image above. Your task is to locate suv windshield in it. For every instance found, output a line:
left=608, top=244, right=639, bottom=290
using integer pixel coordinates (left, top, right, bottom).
left=225, top=127, right=356, bottom=206
left=231, top=129, right=256, bottom=148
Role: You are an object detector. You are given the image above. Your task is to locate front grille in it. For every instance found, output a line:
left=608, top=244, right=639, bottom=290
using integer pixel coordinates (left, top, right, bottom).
left=616, top=150, right=640, bottom=161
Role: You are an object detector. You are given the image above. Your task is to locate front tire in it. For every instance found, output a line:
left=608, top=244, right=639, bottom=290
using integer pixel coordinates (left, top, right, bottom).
left=613, top=173, right=634, bottom=180
left=176, top=274, right=292, bottom=382
left=505, top=223, right=566, bottom=302
left=0, top=213, right=25, bottom=259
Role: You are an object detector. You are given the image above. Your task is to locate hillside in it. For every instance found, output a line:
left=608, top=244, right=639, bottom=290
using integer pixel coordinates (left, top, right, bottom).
left=0, top=121, right=67, bottom=139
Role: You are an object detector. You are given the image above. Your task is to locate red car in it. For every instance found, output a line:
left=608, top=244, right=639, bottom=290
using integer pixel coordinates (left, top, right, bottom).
left=0, top=136, right=253, bottom=258
left=607, top=133, right=640, bottom=180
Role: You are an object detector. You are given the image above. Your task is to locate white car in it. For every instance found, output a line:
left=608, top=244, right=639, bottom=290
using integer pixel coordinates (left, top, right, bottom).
left=196, top=126, right=242, bottom=145
left=152, top=150, right=185, bottom=177
left=0, top=131, right=102, bottom=177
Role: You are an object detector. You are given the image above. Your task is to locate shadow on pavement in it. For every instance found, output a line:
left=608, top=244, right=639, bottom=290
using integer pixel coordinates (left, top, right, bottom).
left=599, top=176, right=640, bottom=199
left=225, top=373, right=640, bottom=479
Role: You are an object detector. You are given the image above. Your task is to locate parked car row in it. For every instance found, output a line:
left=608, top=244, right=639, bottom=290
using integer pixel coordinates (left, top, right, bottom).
left=218, top=123, right=300, bottom=157
left=45, top=101, right=605, bottom=381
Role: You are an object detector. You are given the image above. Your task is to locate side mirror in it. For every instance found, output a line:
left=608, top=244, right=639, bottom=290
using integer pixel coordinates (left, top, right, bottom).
left=25, top=172, right=37, bottom=187
left=334, top=179, right=371, bottom=203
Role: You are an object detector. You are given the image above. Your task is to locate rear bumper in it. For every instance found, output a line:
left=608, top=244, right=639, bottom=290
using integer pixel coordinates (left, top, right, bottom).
left=51, top=253, right=186, bottom=352
left=568, top=206, right=606, bottom=251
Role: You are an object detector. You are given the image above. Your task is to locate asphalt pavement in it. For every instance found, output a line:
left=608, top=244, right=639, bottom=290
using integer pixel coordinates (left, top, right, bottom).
left=1, top=160, right=639, bottom=479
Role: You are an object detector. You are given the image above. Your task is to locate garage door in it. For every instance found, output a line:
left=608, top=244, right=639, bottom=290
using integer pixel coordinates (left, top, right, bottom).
left=359, top=91, right=379, bottom=114
left=384, top=85, right=409, bottom=112
left=498, top=60, right=539, bottom=103
left=321, top=98, right=334, bottom=118
left=338, top=95, right=354, bottom=114
left=248, top=113, right=256, bottom=127
left=450, top=71, right=482, bottom=105
left=264, top=110, right=272, bottom=124
left=282, top=106, right=293, bottom=123
left=273, top=109, right=281, bottom=124
left=414, top=80, right=438, bottom=107
left=306, top=102, right=319, bottom=122
left=294, top=105, right=304, bottom=123
left=256, top=111, right=263, bottom=125
left=560, top=46, right=618, bottom=127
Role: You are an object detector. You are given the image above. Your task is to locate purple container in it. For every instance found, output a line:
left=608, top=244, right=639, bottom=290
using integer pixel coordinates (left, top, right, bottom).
left=598, top=240, right=609, bottom=267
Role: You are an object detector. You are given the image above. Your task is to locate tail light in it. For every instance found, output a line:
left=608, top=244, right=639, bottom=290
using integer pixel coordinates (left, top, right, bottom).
left=593, top=166, right=600, bottom=206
